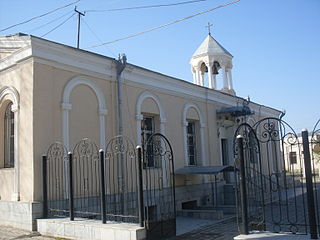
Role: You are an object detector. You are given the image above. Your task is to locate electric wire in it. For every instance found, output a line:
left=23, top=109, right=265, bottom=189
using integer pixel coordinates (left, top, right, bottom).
left=41, top=13, right=76, bottom=38
left=0, top=0, right=80, bottom=32
left=85, top=0, right=207, bottom=13
left=82, top=18, right=117, bottom=58
left=26, top=10, right=74, bottom=33
left=86, top=0, right=240, bottom=48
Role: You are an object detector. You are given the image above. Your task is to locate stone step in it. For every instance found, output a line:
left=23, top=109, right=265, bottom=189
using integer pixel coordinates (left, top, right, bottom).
left=37, top=218, right=146, bottom=240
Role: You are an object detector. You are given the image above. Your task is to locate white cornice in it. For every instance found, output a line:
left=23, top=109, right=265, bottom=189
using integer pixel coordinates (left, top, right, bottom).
left=0, top=36, right=281, bottom=118
left=0, top=45, right=32, bottom=72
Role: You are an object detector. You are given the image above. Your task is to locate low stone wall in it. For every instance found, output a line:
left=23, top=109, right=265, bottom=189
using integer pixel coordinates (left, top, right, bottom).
left=0, top=200, right=43, bottom=231
left=37, top=218, right=146, bottom=240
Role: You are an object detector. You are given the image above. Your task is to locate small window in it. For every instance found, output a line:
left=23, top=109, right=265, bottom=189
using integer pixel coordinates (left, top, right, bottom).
left=187, top=122, right=197, bottom=166
left=289, top=152, right=297, bottom=164
left=4, top=103, right=14, bottom=168
left=141, top=116, right=158, bottom=167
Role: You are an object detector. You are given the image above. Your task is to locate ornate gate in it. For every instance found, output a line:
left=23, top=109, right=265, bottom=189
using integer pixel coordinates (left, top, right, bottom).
left=234, top=118, right=309, bottom=235
left=104, top=135, right=139, bottom=223
left=43, top=142, right=69, bottom=217
left=143, top=133, right=176, bottom=240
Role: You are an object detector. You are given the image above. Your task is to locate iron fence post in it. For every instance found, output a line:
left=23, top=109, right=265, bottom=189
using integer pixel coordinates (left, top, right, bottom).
left=68, top=152, right=74, bottom=221
left=137, top=146, right=145, bottom=227
left=237, top=135, right=249, bottom=235
left=302, top=129, right=318, bottom=239
left=42, top=155, right=48, bottom=218
left=99, top=149, right=107, bottom=224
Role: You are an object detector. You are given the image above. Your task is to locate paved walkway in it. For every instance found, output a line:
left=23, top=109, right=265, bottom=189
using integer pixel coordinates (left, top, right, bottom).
left=168, top=217, right=239, bottom=240
left=0, top=225, right=53, bottom=240
left=0, top=216, right=238, bottom=240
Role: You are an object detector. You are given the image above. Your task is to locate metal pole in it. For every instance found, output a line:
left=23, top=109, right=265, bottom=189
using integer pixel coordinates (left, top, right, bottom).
left=302, top=129, right=318, bottom=239
left=137, top=146, right=145, bottom=227
left=68, top=152, right=74, bottom=221
left=237, top=135, right=249, bottom=235
left=42, top=155, right=48, bottom=218
left=74, top=7, right=85, bottom=49
left=99, top=150, right=107, bottom=224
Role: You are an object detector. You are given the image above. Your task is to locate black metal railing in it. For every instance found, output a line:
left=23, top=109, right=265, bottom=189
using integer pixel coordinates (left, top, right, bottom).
left=42, top=136, right=146, bottom=227
left=234, top=117, right=320, bottom=239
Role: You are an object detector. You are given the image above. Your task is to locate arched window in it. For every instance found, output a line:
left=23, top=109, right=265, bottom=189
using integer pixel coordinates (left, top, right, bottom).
left=4, top=103, right=14, bottom=168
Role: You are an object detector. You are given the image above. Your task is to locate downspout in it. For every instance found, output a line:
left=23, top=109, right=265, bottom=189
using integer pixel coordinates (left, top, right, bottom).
left=116, top=54, right=127, bottom=136
left=115, top=54, right=127, bottom=215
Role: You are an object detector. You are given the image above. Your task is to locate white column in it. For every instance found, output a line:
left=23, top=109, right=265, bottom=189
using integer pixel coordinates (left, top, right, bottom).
left=200, top=123, right=207, bottom=166
left=99, top=108, right=107, bottom=150
left=192, top=68, right=197, bottom=84
left=196, top=70, right=201, bottom=85
left=61, top=102, right=72, bottom=150
left=207, top=63, right=213, bottom=89
left=212, top=74, right=217, bottom=90
left=182, top=121, right=189, bottom=166
left=136, top=114, right=143, bottom=146
left=227, top=69, right=233, bottom=90
left=200, top=72, right=205, bottom=86
left=160, top=117, right=166, bottom=136
left=11, top=106, right=19, bottom=201
left=222, top=66, right=228, bottom=89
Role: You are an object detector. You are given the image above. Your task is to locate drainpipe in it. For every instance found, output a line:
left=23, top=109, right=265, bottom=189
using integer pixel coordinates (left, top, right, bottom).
left=116, top=54, right=127, bottom=136
left=115, top=54, right=127, bottom=216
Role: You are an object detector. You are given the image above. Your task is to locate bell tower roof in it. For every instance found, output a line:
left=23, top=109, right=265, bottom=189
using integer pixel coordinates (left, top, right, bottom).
left=192, top=34, right=233, bottom=58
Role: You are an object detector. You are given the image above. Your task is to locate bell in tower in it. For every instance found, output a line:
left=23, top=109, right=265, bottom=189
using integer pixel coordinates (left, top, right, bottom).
left=189, top=24, right=235, bottom=95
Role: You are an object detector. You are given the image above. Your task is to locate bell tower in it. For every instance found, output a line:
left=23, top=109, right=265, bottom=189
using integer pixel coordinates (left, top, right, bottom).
left=190, top=24, right=235, bottom=95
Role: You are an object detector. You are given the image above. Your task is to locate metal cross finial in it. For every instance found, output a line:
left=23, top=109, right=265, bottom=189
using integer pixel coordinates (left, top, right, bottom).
left=206, top=22, right=213, bottom=35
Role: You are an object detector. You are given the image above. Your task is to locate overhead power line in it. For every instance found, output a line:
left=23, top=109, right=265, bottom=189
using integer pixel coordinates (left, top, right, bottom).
left=27, top=10, right=74, bottom=33
left=82, top=18, right=117, bottom=57
left=86, top=0, right=240, bottom=49
left=85, top=0, right=207, bottom=13
left=0, top=0, right=80, bottom=32
left=41, top=13, right=76, bottom=38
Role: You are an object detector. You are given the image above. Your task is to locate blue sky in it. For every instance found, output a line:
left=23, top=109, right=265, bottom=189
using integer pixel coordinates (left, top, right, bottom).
left=0, top=0, right=319, bottom=132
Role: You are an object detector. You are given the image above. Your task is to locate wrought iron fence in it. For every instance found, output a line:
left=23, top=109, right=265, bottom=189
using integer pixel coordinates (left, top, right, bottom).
left=104, top=135, right=140, bottom=223
left=43, top=142, right=69, bottom=218
left=143, top=133, right=176, bottom=239
left=233, top=117, right=319, bottom=236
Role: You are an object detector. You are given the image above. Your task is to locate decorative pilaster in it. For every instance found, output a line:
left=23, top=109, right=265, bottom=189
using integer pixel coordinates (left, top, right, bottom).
left=99, top=108, right=107, bottom=149
left=207, top=62, right=213, bottom=89
left=227, top=68, right=233, bottom=90
left=61, top=102, right=72, bottom=150
left=136, top=114, right=143, bottom=146
left=222, top=66, right=228, bottom=89
left=11, top=105, right=19, bottom=201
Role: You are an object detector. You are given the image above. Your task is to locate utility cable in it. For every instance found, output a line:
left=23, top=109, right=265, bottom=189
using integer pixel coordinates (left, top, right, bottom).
left=0, top=0, right=80, bottom=32
left=86, top=0, right=240, bottom=48
left=82, top=18, right=117, bottom=58
left=41, top=12, right=76, bottom=38
left=27, top=10, right=74, bottom=33
left=85, top=0, right=207, bottom=13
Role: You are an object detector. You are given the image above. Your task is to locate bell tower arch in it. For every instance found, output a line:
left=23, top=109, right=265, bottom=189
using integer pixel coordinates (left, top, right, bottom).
left=190, top=25, right=235, bottom=95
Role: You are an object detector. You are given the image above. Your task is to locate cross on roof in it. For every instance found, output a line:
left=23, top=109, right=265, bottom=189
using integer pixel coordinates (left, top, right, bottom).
left=205, top=22, right=213, bottom=35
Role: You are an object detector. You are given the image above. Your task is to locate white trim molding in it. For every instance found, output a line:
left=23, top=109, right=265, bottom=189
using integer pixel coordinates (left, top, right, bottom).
left=61, top=76, right=107, bottom=149
left=0, top=86, right=20, bottom=201
left=182, top=103, right=207, bottom=166
left=135, top=91, right=166, bottom=145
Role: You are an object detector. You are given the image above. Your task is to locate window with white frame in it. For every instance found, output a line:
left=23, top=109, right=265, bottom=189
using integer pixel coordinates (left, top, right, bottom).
left=187, top=121, right=197, bottom=166
left=141, top=115, right=158, bottom=167
left=4, top=103, right=14, bottom=168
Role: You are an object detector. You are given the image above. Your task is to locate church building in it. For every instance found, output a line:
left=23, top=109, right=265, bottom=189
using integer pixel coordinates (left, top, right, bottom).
left=0, top=32, right=281, bottom=231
